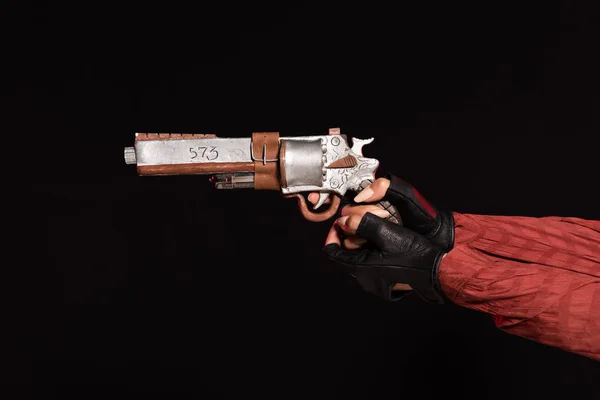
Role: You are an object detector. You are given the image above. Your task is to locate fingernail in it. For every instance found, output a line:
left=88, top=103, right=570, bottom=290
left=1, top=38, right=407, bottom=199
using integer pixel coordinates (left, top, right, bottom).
left=371, top=209, right=391, bottom=219
left=336, top=216, right=349, bottom=228
left=354, top=187, right=374, bottom=203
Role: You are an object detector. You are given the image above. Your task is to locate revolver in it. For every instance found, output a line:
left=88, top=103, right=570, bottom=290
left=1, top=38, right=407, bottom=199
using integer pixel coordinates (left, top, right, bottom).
left=123, top=127, right=400, bottom=223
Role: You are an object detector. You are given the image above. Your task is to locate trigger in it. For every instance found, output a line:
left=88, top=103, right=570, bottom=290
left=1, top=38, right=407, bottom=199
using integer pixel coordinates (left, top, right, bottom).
left=314, top=192, right=331, bottom=210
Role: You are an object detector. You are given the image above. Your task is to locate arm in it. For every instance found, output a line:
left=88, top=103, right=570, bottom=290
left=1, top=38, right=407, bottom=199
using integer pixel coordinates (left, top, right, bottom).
left=323, top=176, right=600, bottom=361
left=439, top=213, right=600, bottom=361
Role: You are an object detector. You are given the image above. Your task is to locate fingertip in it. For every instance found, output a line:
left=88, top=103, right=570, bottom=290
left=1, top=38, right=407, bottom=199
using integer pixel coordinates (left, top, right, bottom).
left=308, top=192, right=319, bottom=206
left=324, top=223, right=342, bottom=246
left=334, top=215, right=357, bottom=235
left=335, top=215, right=349, bottom=228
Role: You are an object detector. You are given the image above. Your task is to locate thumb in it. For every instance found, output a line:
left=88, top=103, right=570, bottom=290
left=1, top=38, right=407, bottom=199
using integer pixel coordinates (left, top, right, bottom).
left=352, top=177, right=390, bottom=203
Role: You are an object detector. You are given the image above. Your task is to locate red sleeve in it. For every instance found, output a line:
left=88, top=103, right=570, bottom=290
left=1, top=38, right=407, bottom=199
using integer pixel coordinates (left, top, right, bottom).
left=438, top=212, right=600, bottom=361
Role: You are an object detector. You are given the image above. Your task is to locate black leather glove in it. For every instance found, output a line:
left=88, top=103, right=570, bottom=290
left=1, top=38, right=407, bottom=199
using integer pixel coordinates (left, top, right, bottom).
left=381, top=174, right=454, bottom=252
left=324, top=212, right=447, bottom=303
left=328, top=174, right=455, bottom=303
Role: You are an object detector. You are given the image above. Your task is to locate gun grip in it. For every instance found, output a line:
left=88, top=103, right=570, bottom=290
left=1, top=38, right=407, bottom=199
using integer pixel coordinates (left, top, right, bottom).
left=284, top=193, right=341, bottom=222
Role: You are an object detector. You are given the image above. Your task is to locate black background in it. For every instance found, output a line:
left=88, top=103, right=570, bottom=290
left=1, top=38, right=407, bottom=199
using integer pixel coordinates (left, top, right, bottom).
left=5, top=1, right=600, bottom=398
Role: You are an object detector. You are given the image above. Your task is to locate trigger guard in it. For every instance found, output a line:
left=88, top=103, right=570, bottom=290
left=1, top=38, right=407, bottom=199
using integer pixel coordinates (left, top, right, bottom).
left=284, top=193, right=341, bottom=222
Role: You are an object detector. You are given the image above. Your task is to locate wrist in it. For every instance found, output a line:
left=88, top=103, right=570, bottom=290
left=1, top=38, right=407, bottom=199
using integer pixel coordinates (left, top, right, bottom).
left=431, top=249, right=449, bottom=303
left=431, top=210, right=455, bottom=252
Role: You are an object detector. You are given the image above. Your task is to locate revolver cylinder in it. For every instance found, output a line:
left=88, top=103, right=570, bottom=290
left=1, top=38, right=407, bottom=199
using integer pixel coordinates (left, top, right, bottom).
left=280, top=139, right=324, bottom=188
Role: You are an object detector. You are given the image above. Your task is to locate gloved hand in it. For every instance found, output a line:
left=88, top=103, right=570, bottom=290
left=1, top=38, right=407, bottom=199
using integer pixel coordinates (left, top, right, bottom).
left=362, top=174, right=455, bottom=252
left=319, top=174, right=455, bottom=303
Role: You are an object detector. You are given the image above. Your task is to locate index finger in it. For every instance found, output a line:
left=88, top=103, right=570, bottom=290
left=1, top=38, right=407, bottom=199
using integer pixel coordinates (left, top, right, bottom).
left=308, top=192, right=332, bottom=206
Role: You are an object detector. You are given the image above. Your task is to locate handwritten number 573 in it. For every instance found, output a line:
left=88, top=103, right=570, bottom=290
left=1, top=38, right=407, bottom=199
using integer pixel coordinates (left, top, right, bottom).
left=189, top=146, right=218, bottom=161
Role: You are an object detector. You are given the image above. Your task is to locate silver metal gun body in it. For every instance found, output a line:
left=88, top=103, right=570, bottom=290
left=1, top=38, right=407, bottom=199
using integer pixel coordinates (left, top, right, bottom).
left=124, top=128, right=400, bottom=222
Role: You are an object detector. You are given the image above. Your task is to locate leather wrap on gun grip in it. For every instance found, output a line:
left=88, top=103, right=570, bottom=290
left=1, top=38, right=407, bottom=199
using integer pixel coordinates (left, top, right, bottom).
left=252, top=132, right=281, bottom=190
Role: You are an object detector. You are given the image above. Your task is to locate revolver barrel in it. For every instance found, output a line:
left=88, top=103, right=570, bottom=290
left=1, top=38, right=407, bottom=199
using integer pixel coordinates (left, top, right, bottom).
left=124, top=133, right=255, bottom=176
